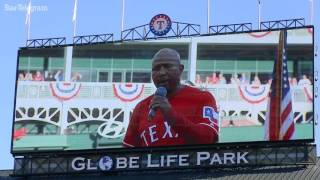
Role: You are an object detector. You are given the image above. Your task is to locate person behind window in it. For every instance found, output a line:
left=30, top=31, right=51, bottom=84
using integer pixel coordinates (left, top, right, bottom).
left=230, top=73, right=240, bottom=85
left=205, top=76, right=210, bottom=84
left=18, top=72, right=25, bottom=81
left=45, top=72, right=55, bottom=81
left=54, top=70, right=64, bottom=81
left=218, top=73, right=226, bottom=84
left=25, top=72, right=33, bottom=81
left=71, top=72, right=82, bottom=82
left=209, top=72, right=219, bottom=84
left=252, top=75, right=261, bottom=86
left=33, top=71, right=44, bottom=81
left=195, top=74, right=203, bottom=84
left=290, top=77, right=298, bottom=86
left=239, top=72, right=248, bottom=84
left=298, top=74, right=311, bottom=86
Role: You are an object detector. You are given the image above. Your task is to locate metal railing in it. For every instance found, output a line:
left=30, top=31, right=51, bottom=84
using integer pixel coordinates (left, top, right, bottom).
left=73, top=33, right=113, bottom=45
left=26, top=37, right=66, bottom=48
left=209, top=23, right=252, bottom=34
left=121, top=21, right=201, bottom=41
left=260, top=18, right=305, bottom=30
left=23, top=18, right=309, bottom=49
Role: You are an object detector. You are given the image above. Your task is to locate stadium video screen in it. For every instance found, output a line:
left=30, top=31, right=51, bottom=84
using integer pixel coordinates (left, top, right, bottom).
left=12, top=27, right=314, bottom=153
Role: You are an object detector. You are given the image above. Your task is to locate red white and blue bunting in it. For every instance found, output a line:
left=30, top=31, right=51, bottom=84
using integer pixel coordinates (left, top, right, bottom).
left=112, top=83, right=144, bottom=102
left=238, top=85, right=269, bottom=104
left=248, top=31, right=272, bottom=38
left=50, top=82, right=81, bottom=101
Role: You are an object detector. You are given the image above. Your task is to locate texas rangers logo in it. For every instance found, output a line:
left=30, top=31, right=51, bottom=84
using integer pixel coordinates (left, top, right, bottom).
left=202, top=106, right=219, bottom=134
left=50, top=82, right=81, bottom=101
left=112, top=83, right=144, bottom=102
left=149, top=14, right=172, bottom=36
left=203, top=106, right=219, bottom=123
left=238, top=85, right=269, bottom=104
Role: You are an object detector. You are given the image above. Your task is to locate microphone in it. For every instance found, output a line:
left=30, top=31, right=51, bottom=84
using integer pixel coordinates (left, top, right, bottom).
left=148, top=86, right=167, bottom=120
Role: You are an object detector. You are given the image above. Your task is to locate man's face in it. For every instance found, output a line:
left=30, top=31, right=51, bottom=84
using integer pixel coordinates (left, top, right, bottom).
left=152, top=58, right=183, bottom=92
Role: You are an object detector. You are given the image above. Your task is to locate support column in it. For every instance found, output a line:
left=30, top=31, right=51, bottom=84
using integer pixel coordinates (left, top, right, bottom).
left=64, top=46, right=73, bottom=81
left=60, top=46, right=73, bottom=134
left=188, top=38, right=197, bottom=83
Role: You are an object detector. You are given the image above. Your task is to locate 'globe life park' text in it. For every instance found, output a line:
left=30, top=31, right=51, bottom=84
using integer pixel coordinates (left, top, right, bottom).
left=71, top=151, right=249, bottom=171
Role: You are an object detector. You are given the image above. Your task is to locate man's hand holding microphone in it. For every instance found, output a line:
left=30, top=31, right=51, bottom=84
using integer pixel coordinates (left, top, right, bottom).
left=148, top=87, right=173, bottom=121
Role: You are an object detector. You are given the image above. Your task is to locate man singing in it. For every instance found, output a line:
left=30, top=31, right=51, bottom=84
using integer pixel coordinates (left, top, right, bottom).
left=123, top=48, right=219, bottom=147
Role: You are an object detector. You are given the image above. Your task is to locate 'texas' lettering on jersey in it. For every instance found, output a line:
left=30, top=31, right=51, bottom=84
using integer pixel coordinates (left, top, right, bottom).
left=137, top=105, right=218, bottom=147
left=139, top=121, right=179, bottom=146
left=123, top=86, right=219, bottom=147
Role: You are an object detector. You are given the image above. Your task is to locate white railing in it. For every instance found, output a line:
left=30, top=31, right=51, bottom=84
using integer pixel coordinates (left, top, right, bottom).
left=15, top=81, right=313, bottom=137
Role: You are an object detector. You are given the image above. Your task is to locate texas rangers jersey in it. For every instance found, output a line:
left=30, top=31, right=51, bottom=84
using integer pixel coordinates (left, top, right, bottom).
left=123, top=86, right=219, bottom=147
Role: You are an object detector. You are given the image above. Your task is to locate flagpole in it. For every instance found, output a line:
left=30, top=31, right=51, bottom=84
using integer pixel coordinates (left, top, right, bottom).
left=72, top=0, right=78, bottom=37
left=207, top=0, right=210, bottom=33
left=121, top=0, right=125, bottom=32
left=258, top=0, right=261, bottom=29
left=73, top=19, right=77, bottom=37
left=26, top=0, right=31, bottom=40
left=309, top=0, right=314, bottom=25
left=27, top=14, right=31, bottom=40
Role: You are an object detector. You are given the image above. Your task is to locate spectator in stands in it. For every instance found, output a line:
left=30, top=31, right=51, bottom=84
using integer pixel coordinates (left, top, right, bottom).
left=33, top=71, right=44, bottom=81
left=291, top=77, right=298, bottom=86
left=18, top=72, right=25, bottom=81
left=54, top=70, right=63, bottom=81
left=25, top=72, right=33, bottom=81
left=71, top=72, right=82, bottom=82
left=195, top=74, right=203, bottom=84
left=230, top=73, right=240, bottom=84
left=228, top=120, right=235, bottom=127
left=218, top=73, right=226, bottom=84
left=288, top=77, right=291, bottom=84
left=252, top=75, right=261, bottom=86
left=45, top=72, right=55, bottom=81
left=239, top=73, right=248, bottom=84
left=267, top=75, right=273, bottom=85
left=298, top=74, right=311, bottom=86
left=209, top=72, right=219, bottom=84
left=205, top=76, right=211, bottom=84
left=289, top=77, right=298, bottom=86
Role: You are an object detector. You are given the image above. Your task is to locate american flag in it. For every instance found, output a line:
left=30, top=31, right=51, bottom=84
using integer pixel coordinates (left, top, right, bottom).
left=265, top=30, right=294, bottom=141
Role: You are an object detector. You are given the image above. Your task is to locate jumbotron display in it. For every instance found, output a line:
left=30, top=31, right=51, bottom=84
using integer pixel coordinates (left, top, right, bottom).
left=12, top=27, right=314, bottom=152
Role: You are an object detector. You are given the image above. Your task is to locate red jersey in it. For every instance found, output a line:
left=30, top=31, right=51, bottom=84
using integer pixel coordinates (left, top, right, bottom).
left=123, top=86, right=219, bottom=147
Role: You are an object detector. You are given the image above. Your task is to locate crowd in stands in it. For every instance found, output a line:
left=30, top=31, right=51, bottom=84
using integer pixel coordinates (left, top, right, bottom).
left=17, top=70, right=312, bottom=86
left=196, top=72, right=250, bottom=85
left=195, top=72, right=312, bottom=86
left=18, top=70, right=82, bottom=82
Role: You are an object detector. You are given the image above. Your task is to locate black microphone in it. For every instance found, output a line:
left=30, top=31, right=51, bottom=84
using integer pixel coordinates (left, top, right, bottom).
left=148, top=86, right=167, bottom=120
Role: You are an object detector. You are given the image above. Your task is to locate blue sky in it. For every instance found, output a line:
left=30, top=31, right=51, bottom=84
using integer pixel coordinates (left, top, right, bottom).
left=0, top=0, right=318, bottom=170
